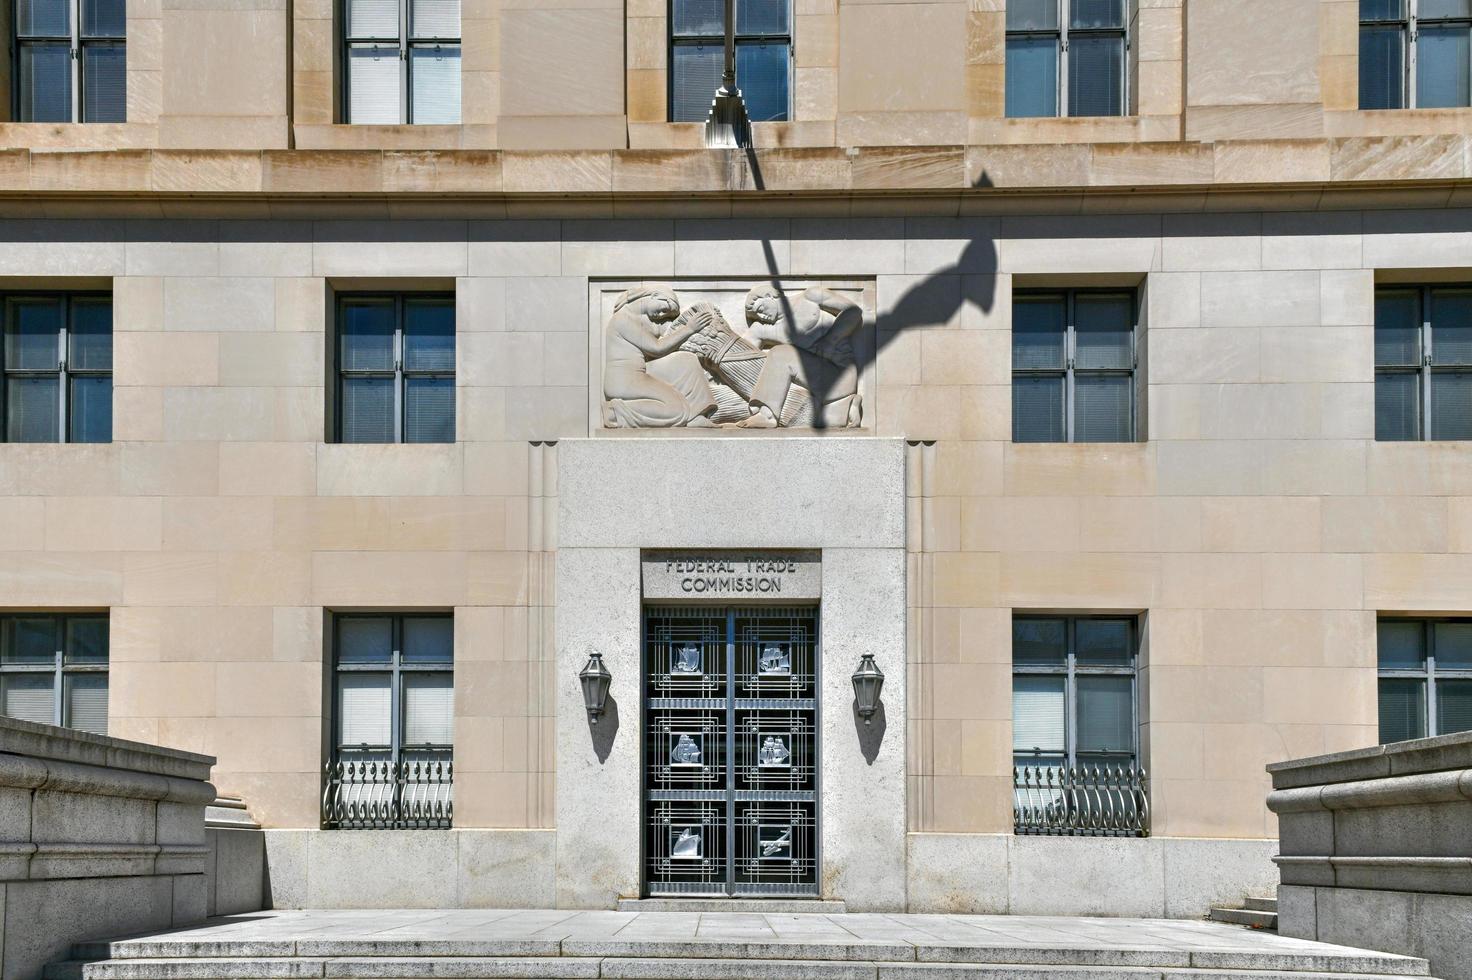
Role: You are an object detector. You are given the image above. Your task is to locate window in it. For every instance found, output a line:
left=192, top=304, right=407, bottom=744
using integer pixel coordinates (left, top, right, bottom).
left=1012, top=615, right=1146, bottom=836
left=324, top=613, right=453, bottom=829
left=343, top=0, right=460, bottom=124
left=1374, top=286, right=1472, bottom=441
left=2, top=293, right=112, bottom=443
left=334, top=293, right=454, bottom=443
left=669, top=0, right=790, bottom=123
left=15, top=0, right=126, bottom=122
left=0, top=614, right=108, bottom=734
left=1361, top=0, right=1472, bottom=110
left=1005, top=0, right=1128, bottom=118
left=1012, top=289, right=1136, bottom=443
left=1378, top=619, right=1472, bottom=744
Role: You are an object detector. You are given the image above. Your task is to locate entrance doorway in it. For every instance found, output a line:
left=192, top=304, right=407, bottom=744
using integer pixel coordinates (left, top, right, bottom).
left=642, top=605, right=819, bottom=897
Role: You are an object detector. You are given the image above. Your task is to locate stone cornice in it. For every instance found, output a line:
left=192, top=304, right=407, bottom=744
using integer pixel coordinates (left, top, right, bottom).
left=0, top=136, right=1465, bottom=208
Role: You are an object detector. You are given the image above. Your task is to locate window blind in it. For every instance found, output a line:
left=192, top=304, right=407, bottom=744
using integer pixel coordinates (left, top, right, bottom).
left=411, top=0, right=459, bottom=39
left=2, top=675, right=54, bottom=726
left=65, top=674, right=108, bottom=735
left=409, top=46, right=461, bottom=124
left=1431, top=372, right=1472, bottom=439
left=18, top=0, right=69, bottom=36
left=1417, top=25, right=1471, bottom=108
left=340, top=377, right=395, bottom=443
left=1005, top=36, right=1059, bottom=118
left=1375, top=371, right=1420, bottom=441
left=1434, top=622, right=1472, bottom=667
left=6, top=378, right=61, bottom=443
left=18, top=43, right=72, bottom=122
left=1076, top=676, right=1133, bottom=754
left=338, top=674, right=392, bottom=746
left=82, top=0, right=125, bottom=36
left=1012, top=375, right=1065, bottom=443
left=348, top=46, right=402, bottom=125
left=1067, top=33, right=1123, bottom=117
left=1379, top=677, right=1427, bottom=744
left=736, top=43, right=788, bottom=122
left=69, top=376, right=112, bottom=443
left=403, top=673, right=453, bottom=745
left=671, top=44, right=724, bottom=122
left=403, top=617, right=453, bottom=663
left=1073, top=374, right=1131, bottom=443
left=1012, top=676, right=1066, bottom=755
left=403, top=303, right=455, bottom=372
left=348, top=0, right=399, bottom=37
left=83, top=45, right=128, bottom=123
left=1438, top=680, right=1472, bottom=736
left=338, top=616, right=393, bottom=664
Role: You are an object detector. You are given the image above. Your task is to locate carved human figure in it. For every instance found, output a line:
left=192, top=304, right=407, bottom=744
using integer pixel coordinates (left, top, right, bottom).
left=735, top=285, right=863, bottom=428
left=603, top=286, right=719, bottom=428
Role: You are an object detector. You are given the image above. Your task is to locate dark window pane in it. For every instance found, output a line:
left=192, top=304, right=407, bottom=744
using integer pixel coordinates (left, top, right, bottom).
left=673, top=0, right=724, bottom=35
left=736, top=42, right=789, bottom=122
left=671, top=43, right=724, bottom=121
left=1071, top=0, right=1123, bottom=29
left=1379, top=677, right=1427, bottom=744
left=68, top=299, right=113, bottom=370
left=1006, top=36, right=1059, bottom=117
left=340, top=377, right=395, bottom=443
left=1074, top=373, right=1132, bottom=442
left=1438, top=680, right=1472, bottom=736
left=1, top=674, right=55, bottom=726
left=409, top=45, right=460, bottom=125
left=403, top=617, right=453, bottom=662
left=17, top=0, right=69, bottom=36
left=6, top=298, right=63, bottom=370
left=1077, top=676, right=1133, bottom=754
left=1375, top=290, right=1421, bottom=366
left=83, top=44, right=128, bottom=123
left=404, top=300, right=455, bottom=372
left=65, top=674, right=108, bottom=734
left=4, top=617, right=56, bottom=664
left=1360, top=0, right=1403, bottom=17
left=1433, top=622, right=1472, bottom=667
left=1068, top=34, right=1124, bottom=117
left=1013, top=375, right=1065, bottom=442
left=18, top=43, right=73, bottom=122
left=66, top=618, right=109, bottom=664
left=1013, top=675, right=1066, bottom=755
left=1375, top=370, right=1420, bottom=441
left=338, top=616, right=393, bottom=664
left=81, top=0, right=126, bottom=36
left=738, top=0, right=787, bottom=35
left=1431, top=289, right=1472, bottom=365
left=1013, top=298, right=1066, bottom=369
left=6, top=376, right=61, bottom=442
left=1360, top=25, right=1406, bottom=109
left=70, top=376, right=112, bottom=443
left=1417, top=25, right=1471, bottom=108
left=1430, top=371, right=1472, bottom=440
left=1007, top=0, right=1058, bottom=31
left=1075, top=619, right=1132, bottom=666
left=1422, top=0, right=1472, bottom=19
left=1074, top=294, right=1133, bottom=369
left=404, top=377, right=454, bottom=443
left=1013, top=618, right=1066, bottom=665
left=341, top=300, right=396, bottom=371
left=1378, top=619, right=1426, bottom=668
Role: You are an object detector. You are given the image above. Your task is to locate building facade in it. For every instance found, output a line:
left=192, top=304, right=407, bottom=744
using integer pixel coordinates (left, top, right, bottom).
left=1, top=0, right=1470, bottom=914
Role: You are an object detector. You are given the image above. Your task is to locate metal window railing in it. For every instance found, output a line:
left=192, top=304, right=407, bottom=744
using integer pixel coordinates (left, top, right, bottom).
left=322, top=757, right=453, bottom=829
left=1013, top=764, right=1149, bottom=837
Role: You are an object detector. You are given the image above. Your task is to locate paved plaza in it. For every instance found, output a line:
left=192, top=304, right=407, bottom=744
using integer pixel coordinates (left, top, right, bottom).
left=50, top=908, right=1438, bottom=980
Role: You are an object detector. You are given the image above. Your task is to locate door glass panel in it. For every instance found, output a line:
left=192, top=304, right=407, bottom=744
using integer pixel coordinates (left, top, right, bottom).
left=1379, top=677, right=1427, bottom=743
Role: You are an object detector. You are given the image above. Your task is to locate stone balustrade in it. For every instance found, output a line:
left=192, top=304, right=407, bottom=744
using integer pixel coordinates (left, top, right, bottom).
left=0, top=716, right=217, bottom=980
left=1269, top=731, right=1472, bottom=980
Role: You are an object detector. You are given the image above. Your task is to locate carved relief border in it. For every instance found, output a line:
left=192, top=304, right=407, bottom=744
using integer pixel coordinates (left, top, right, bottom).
left=585, top=278, right=878, bottom=436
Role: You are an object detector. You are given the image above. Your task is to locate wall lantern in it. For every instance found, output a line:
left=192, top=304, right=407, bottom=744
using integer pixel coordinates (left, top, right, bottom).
left=851, top=654, right=885, bottom=725
left=579, top=652, right=613, bottom=724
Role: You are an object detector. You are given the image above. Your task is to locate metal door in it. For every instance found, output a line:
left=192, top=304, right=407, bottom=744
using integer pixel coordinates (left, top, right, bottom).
left=642, top=605, right=819, bottom=897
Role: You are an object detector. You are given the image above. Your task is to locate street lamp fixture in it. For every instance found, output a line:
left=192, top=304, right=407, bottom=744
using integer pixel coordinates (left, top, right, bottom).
left=579, top=651, right=612, bottom=724
left=851, top=654, right=885, bottom=725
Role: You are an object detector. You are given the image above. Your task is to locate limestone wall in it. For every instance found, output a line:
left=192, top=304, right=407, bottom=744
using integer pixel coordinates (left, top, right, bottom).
left=0, top=717, right=216, bottom=980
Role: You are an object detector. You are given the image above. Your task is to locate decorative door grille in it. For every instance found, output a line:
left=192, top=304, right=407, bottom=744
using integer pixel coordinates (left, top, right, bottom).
left=643, top=605, right=819, bottom=897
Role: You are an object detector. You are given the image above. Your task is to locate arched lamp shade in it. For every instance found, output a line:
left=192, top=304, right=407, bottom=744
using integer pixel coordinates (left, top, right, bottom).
left=851, top=653, right=885, bottom=725
left=579, top=652, right=612, bottom=724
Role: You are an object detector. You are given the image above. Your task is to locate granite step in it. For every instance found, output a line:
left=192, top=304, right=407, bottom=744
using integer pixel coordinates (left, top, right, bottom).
left=1245, top=897, right=1280, bottom=913
left=43, top=959, right=1441, bottom=980
left=1209, top=907, right=1281, bottom=930
left=615, top=898, right=848, bottom=913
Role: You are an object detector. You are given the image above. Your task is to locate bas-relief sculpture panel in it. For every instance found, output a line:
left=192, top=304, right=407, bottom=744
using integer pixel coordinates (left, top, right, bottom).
left=591, top=281, right=876, bottom=430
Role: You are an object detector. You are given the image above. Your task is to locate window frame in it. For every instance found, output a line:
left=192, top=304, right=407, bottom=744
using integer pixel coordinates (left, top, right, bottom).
left=0, top=291, right=113, bottom=444
left=1374, top=284, right=1472, bottom=442
left=333, top=291, right=455, bottom=444
left=666, top=0, right=794, bottom=123
left=13, top=0, right=127, bottom=123
left=1378, top=617, right=1472, bottom=743
left=0, top=613, right=109, bottom=732
left=1012, top=287, right=1138, bottom=444
left=330, top=612, right=454, bottom=768
left=1004, top=0, right=1130, bottom=119
left=1360, top=0, right=1472, bottom=109
left=1012, top=614, right=1140, bottom=771
left=340, top=0, right=462, bottom=124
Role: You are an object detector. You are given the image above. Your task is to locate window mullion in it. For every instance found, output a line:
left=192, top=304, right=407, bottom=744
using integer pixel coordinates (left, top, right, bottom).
left=53, top=624, right=64, bottom=727
left=1058, top=0, right=1069, bottom=118
left=57, top=296, right=69, bottom=443
left=70, top=0, right=81, bottom=122
left=399, top=0, right=411, bottom=123
left=394, top=296, right=406, bottom=443
left=1409, top=1, right=1420, bottom=108
left=1065, top=290, right=1076, bottom=443
left=1064, top=621, right=1077, bottom=770
left=1423, top=286, right=1433, bottom=440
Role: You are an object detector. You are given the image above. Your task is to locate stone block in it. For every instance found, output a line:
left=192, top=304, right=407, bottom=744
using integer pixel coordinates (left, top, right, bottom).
left=455, top=830, right=556, bottom=907
left=1006, top=836, right=1165, bottom=918
left=1, top=875, right=174, bottom=980
left=209, top=827, right=266, bottom=915
left=1160, top=837, right=1278, bottom=918
left=1275, top=883, right=1318, bottom=939
left=263, top=829, right=309, bottom=909
left=306, top=830, right=458, bottom=908
left=905, top=832, right=1007, bottom=913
